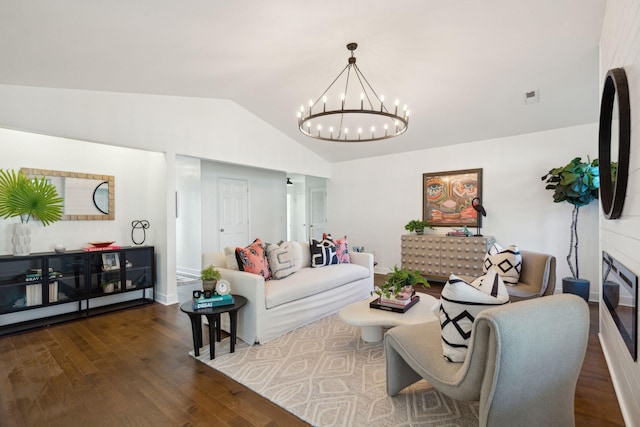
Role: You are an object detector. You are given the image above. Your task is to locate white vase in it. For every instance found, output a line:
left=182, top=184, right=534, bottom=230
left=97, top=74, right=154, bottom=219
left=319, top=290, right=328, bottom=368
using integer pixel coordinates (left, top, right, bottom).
left=12, top=223, right=31, bottom=256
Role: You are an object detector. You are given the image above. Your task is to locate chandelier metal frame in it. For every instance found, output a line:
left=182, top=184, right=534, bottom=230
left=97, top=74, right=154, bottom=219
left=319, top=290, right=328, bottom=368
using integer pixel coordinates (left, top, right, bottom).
left=297, top=43, right=409, bottom=143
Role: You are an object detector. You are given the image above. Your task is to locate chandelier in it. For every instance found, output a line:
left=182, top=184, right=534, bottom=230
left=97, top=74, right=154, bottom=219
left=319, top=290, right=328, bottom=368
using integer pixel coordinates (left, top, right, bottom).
left=297, top=43, right=409, bottom=143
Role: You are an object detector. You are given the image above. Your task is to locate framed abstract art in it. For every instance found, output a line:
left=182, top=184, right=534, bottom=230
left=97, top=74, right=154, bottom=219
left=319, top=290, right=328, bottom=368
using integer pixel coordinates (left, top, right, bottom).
left=423, top=168, right=482, bottom=227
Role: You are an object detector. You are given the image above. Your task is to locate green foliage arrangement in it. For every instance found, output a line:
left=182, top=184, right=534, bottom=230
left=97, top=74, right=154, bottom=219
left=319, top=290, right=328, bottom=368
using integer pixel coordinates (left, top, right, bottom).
left=541, top=157, right=599, bottom=279
left=404, top=219, right=433, bottom=234
left=201, top=265, right=221, bottom=281
left=0, top=169, right=64, bottom=226
left=373, top=265, right=429, bottom=299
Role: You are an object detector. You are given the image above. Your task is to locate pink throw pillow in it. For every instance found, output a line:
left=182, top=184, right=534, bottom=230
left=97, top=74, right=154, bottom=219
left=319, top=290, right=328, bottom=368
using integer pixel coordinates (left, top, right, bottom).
left=334, top=236, right=350, bottom=263
left=235, top=238, right=272, bottom=279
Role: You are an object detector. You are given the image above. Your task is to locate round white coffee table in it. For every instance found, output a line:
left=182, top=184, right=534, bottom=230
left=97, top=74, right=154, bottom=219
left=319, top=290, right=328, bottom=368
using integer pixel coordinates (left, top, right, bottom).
left=339, top=294, right=439, bottom=342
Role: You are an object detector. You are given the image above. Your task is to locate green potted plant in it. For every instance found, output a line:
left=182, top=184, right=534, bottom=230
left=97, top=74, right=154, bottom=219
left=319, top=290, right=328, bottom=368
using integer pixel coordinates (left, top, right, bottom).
left=0, top=169, right=64, bottom=255
left=541, top=157, right=599, bottom=302
left=373, top=265, right=429, bottom=300
left=201, top=264, right=221, bottom=292
left=404, top=219, right=433, bottom=235
left=101, top=280, right=119, bottom=294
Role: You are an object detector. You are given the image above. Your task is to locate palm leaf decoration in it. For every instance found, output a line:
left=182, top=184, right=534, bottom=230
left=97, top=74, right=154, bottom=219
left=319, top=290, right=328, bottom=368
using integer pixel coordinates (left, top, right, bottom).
left=0, top=169, right=64, bottom=226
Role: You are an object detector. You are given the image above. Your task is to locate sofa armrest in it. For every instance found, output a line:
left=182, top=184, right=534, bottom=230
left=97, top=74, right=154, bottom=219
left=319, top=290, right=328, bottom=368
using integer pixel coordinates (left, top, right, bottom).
left=217, top=268, right=266, bottom=344
left=350, top=252, right=374, bottom=275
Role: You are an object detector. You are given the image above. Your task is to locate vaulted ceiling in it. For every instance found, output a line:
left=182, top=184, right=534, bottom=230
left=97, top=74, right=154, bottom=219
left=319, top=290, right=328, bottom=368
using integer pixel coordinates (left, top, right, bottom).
left=0, top=1, right=606, bottom=162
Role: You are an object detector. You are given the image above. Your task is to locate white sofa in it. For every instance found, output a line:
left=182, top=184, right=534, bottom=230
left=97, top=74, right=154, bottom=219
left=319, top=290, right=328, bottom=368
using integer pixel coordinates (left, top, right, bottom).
left=202, top=241, right=374, bottom=344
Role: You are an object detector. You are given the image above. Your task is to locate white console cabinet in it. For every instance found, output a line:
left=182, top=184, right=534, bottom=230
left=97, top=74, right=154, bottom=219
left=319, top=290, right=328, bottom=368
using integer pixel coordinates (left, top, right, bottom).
left=401, top=235, right=494, bottom=281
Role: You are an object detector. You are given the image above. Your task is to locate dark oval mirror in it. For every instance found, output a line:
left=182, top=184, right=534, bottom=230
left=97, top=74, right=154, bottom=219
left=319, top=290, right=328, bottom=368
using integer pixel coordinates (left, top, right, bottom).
left=599, top=68, right=631, bottom=220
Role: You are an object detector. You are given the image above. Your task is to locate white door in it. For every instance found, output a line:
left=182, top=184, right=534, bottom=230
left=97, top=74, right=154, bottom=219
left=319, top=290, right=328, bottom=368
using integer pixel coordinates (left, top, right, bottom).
left=218, top=178, right=249, bottom=250
left=309, top=187, right=327, bottom=240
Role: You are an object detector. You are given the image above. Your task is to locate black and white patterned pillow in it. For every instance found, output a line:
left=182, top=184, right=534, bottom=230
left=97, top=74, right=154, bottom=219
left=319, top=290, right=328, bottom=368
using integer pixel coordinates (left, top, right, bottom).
left=310, top=237, right=338, bottom=267
left=483, top=243, right=522, bottom=286
left=439, top=269, right=510, bottom=362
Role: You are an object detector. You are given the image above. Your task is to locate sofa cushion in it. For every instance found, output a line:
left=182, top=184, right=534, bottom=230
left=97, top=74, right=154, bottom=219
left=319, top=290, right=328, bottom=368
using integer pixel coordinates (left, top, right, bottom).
left=483, top=243, right=522, bottom=286
left=334, top=236, right=351, bottom=264
left=310, top=237, right=338, bottom=267
left=267, top=241, right=303, bottom=279
left=299, top=241, right=311, bottom=268
left=322, top=233, right=350, bottom=264
left=265, top=264, right=370, bottom=309
left=224, top=246, right=239, bottom=270
left=236, top=238, right=272, bottom=279
left=440, top=269, right=510, bottom=362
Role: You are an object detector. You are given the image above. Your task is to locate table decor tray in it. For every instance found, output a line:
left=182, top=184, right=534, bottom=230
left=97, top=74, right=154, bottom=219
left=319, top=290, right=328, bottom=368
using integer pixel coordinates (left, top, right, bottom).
left=370, top=295, right=420, bottom=313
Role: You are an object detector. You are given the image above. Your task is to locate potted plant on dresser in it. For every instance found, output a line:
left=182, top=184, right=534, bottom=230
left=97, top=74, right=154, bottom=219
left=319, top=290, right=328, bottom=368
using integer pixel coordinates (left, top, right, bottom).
left=404, top=219, right=433, bottom=235
left=0, top=169, right=64, bottom=255
left=541, top=157, right=599, bottom=302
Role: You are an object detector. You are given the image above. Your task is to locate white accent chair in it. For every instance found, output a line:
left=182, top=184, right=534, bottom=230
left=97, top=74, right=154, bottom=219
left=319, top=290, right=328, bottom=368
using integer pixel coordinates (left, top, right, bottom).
left=385, top=294, right=589, bottom=427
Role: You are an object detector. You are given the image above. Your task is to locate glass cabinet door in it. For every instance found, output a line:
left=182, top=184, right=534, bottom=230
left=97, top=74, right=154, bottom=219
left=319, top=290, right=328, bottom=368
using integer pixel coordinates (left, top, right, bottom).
left=46, top=253, right=87, bottom=304
left=123, top=247, right=154, bottom=291
left=88, top=251, right=123, bottom=297
left=0, top=256, right=44, bottom=313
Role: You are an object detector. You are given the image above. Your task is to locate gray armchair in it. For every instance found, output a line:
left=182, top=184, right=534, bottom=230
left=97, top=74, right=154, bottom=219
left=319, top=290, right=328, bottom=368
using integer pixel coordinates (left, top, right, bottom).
left=385, top=294, right=589, bottom=427
left=461, top=249, right=556, bottom=301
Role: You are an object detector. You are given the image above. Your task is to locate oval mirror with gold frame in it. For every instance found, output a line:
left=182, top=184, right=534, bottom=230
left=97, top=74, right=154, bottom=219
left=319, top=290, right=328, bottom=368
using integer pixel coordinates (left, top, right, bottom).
left=599, top=68, right=631, bottom=220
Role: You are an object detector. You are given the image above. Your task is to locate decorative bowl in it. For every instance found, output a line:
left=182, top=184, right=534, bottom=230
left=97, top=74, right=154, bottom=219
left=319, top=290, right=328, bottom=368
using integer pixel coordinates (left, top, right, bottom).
left=89, top=241, right=115, bottom=248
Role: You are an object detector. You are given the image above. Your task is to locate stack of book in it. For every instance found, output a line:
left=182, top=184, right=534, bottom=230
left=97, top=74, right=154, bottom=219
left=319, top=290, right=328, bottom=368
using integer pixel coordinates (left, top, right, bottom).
left=82, top=244, right=121, bottom=252
left=24, top=268, right=63, bottom=282
left=25, top=283, right=42, bottom=306
left=380, top=294, right=415, bottom=309
left=370, top=294, right=420, bottom=313
left=446, top=231, right=468, bottom=237
left=193, top=294, right=235, bottom=309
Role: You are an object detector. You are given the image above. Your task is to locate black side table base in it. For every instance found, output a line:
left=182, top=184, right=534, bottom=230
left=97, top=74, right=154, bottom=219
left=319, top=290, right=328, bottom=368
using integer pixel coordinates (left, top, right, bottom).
left=179, top=295, right=247, bottom=361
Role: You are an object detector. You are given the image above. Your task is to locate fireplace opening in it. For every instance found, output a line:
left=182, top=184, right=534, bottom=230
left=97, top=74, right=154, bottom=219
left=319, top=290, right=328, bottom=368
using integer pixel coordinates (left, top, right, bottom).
left=602, top=251, right=638, bottom=361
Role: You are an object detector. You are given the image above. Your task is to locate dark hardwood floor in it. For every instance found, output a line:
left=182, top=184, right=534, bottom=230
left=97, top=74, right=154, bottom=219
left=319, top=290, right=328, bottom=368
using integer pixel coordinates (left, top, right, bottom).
left=0, top=276, right=626, bottom=426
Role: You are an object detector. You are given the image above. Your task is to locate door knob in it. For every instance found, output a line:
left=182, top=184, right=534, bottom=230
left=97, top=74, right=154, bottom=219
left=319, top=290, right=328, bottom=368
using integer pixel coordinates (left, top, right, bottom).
left=220, top=228, right=225, bottom=232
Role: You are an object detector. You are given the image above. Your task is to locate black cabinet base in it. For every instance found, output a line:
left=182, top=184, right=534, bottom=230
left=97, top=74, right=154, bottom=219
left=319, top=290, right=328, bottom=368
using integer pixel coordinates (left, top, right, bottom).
left=0, top=299, right=154, bottom=337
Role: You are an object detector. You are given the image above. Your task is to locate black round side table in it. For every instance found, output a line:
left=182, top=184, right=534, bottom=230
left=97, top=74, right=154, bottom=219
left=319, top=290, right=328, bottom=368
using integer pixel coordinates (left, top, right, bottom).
left=179, top=294, right=247, bottom=360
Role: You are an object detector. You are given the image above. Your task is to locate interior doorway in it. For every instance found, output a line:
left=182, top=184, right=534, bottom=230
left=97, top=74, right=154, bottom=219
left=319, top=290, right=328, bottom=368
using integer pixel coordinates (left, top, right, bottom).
left=218, top=178, right=249, bottom=250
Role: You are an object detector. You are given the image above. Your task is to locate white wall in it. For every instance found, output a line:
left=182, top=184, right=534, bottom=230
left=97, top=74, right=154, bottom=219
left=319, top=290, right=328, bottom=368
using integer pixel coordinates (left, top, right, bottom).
left=0, top=85, right=330, bottom=179
left=599, top=0, right=640, bottom=424
left=176, top=155, right=202, bottom=277
left=0, top=128, right=164, bottom=252
left=200, top=160, right=287, bottom=254
left=328, top=123, right=600, bottom=293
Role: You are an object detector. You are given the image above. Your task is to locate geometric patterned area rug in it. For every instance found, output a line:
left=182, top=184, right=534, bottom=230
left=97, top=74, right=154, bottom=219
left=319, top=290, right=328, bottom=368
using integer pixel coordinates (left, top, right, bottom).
left=191, top=314, right=480, bottom=426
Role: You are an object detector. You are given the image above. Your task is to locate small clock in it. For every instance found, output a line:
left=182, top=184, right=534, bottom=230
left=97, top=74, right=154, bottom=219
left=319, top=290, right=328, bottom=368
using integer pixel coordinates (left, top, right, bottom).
left=215, top=279, right=231, bottom=296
